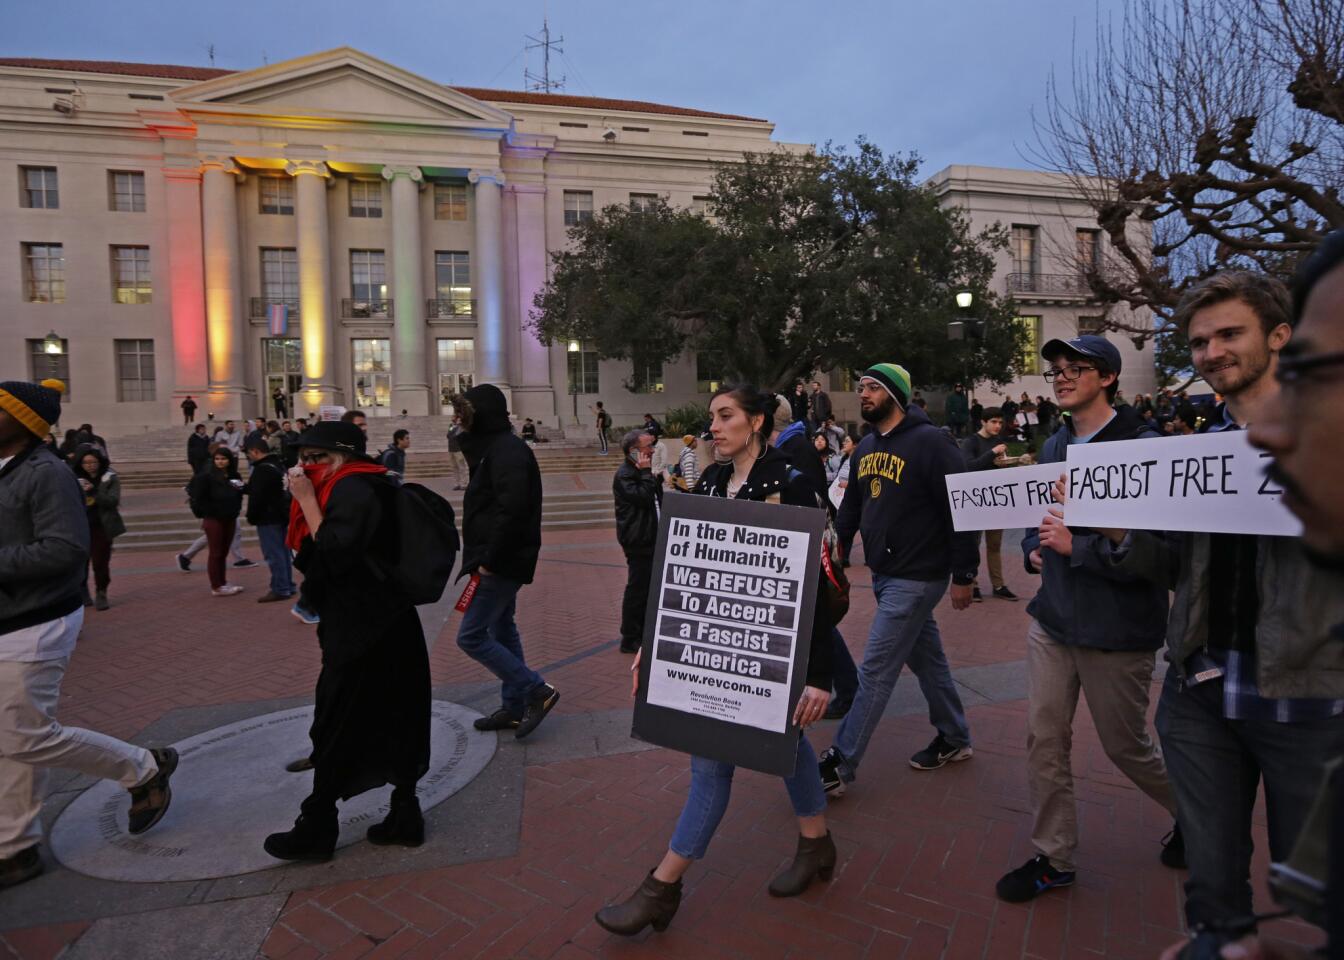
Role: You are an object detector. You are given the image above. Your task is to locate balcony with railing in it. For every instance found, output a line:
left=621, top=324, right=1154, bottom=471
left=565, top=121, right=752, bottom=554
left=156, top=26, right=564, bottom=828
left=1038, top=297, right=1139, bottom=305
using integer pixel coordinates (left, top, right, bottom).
left=340, top=299, right=394, bottom=319
left=249, top=297, right=300, bottom=321
left=426, top=297, right=476, bottom=320
left=1005, top=273, right=1101, bottom=301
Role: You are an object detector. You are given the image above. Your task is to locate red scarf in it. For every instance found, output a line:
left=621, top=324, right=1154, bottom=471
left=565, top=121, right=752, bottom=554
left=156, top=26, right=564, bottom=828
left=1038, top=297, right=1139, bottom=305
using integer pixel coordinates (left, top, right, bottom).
left=286, top=460, right=388, bottom=550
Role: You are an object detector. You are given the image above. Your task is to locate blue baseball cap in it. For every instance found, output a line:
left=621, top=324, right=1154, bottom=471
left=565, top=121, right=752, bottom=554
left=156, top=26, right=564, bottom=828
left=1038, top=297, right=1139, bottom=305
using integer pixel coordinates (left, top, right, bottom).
left=1041, top=335, right=1122, bottom=374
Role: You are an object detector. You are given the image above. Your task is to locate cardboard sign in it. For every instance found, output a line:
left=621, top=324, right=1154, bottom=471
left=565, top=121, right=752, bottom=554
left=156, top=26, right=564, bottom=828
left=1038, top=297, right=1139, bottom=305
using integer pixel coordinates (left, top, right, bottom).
left=632, top=491, right=825, bottom=776
left=945, top=462, right=1065, bottom=531
left=1063, top=429, right=1301, bottom=536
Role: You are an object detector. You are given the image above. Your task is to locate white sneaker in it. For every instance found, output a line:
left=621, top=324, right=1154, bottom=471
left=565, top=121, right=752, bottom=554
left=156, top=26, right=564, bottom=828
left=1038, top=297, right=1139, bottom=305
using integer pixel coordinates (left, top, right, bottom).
left=212, top=585, right=244, bottom=597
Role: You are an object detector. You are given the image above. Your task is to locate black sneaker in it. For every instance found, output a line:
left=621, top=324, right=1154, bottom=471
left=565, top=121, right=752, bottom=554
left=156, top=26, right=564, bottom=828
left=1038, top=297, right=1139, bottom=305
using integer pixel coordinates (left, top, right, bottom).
left=972, top=587, right=984, bottom=602
left=515, top=684, right=559, bottom=740
left=0, top=845, right=43, bottom=890
left=474, top=708, right=522, bottom=732
left=284, top=756, right=314, bottom=773
left=127, top=747, right=178, bottom=835
left=992, top=586, right=1019, bottom=601
left=996, top=854, right=1075, bottom=902
left=817, top=746, right=846, bottom=796
left=232, top=558, right=257, bottom=568
left=175, top=553, right=191, bottom=572
left=909, top=734, right=973, bottom=770
left=1160, top=822, right=1186, bottom=869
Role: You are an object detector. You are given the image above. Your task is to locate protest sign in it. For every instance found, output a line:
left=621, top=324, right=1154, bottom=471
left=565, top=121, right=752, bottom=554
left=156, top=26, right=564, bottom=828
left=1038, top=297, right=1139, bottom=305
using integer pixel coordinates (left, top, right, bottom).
left=318, top=405, right=346, bottom=422
left=633, top=492, right=825, bottom=776
left=1063, top=429, right=1301, bottom=536
left=945, top=462, right=1066, bottom=531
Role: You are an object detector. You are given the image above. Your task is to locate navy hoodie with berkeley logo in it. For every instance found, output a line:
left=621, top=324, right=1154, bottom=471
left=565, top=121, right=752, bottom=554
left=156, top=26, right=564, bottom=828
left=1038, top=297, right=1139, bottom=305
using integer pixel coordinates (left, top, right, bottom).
left=836, top=406, right=979, bottom=584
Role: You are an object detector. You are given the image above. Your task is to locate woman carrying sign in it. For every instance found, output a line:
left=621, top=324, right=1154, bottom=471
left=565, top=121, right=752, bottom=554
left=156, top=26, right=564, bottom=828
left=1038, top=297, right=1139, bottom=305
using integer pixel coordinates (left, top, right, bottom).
left=596, top=385, right=835, bottom=936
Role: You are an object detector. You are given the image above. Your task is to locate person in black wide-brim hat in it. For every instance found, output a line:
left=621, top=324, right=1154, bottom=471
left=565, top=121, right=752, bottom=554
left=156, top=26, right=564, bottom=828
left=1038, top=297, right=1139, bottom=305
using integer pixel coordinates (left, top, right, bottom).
left=261, top=419, right=432, bottom=862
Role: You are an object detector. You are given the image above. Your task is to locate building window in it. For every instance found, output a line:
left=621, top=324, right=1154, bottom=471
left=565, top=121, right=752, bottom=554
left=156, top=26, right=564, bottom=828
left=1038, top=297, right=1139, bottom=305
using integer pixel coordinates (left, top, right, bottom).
left=115, top=339, right=156, bottom=401
left=434, top=251, right=471, bottom=302
left=434, top=182, right=468, bottom=220
left=696, top=351, right=724, bottom=393
left=436, top=338, right=475, bottom=408
left=27, top=339, right=69, bottom=398
left=1016, top=316, right=1042, bottom=375
left=348, top=179, right=382, bottom=218
left=629, top=193, right=658, bottom=213
left=261, top=248, right=299, bottom=302
left=1078, top=315, right=1107, bottom=335
left=629, top=358, right=664, bottom=393
left=20, top=167, right=58, bottom=209
left=349, top=249, right=387, bottom=301
left=567, top=343, right=599, bottom=394
left=22, top=242, right=65, bottom=303
left=690, top=195, right=714, bottom=218
left=111, top=245, right=152, bottom=304
left=1011, top=225, right=1039, bottom=277
left=1076, top=228, right=1101, bottom=276
left=352, top=338, right=391, bottom=410
left=259, top=176, right=294, bottom=215
left=109, top=171, right=146, bottom=212
left=563, top=190, right=594, bottom=226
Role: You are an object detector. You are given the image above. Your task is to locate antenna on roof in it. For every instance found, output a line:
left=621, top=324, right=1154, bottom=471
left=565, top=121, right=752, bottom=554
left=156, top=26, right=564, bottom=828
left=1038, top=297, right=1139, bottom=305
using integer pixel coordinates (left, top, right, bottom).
left=524, top=12, right=565, bottom=93
left=206, top=44, right=216, bottom=68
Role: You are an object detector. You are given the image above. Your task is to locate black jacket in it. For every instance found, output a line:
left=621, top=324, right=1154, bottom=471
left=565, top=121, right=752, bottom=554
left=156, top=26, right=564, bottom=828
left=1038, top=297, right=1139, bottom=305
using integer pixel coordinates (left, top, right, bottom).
left=244, top=454, right=290, bottom=527
left=836, top=405, right=979, bottom=584
left=959, top=432, right=1002, bottom=471
left=1021, top=406, right=1169, bottom=652
left=188, top=466, right=244, bottom=520
left=694, top=447, right=834, bottom=691
left=458, top=386, right=543, bottom=583
left=380, top=446, right=406, bottom=475
left=809, top=389, right=832, bottom=423
left=614, top=458, right=661, bottom=554
left=774, top=422, right=828, bottom=506
left=187, top=432, right=211, bottom=469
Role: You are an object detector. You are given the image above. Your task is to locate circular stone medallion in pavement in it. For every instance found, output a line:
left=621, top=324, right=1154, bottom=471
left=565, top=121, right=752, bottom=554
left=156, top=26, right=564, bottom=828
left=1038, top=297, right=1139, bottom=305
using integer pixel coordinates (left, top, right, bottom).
left=49, top=701, right=495, bottom=882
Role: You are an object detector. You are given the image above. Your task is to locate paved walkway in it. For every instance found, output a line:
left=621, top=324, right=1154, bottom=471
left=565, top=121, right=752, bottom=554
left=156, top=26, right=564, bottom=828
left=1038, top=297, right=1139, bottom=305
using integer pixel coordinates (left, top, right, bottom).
left=0, top=505, right=1323, bottom=959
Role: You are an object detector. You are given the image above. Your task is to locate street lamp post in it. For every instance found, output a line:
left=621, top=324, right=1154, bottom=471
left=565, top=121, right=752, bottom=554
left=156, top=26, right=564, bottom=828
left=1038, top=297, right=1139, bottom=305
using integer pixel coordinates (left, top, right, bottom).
left=42, top=329, right=63, bottom=378
left=567, top=339, right=581, bottom=425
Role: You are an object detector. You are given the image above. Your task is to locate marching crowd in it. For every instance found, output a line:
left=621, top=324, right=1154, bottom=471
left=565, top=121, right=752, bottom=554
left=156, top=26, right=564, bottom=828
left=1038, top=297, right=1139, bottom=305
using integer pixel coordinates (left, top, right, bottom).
left=1, top=230, right=1342, bottom=959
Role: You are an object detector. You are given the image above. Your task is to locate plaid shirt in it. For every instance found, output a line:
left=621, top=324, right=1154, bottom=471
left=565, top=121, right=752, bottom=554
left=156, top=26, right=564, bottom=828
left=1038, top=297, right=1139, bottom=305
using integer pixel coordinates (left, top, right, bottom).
left=1184, top=405, right=1344, bottom=722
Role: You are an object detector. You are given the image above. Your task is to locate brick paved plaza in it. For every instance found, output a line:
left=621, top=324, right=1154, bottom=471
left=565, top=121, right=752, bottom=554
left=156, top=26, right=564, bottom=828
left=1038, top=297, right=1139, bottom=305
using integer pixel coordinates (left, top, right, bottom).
left=0, top=471, right=1321, bottom=959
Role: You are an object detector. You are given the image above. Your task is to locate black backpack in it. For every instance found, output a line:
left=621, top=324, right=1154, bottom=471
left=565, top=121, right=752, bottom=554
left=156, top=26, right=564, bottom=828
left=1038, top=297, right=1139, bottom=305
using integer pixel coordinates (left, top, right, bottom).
left=370, top=482, right=461, bottom=605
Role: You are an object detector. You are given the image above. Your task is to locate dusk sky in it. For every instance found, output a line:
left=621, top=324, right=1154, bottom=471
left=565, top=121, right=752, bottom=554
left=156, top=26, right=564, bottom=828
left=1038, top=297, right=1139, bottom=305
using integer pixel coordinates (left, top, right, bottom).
left=8, top=0, right=1122, bottom=175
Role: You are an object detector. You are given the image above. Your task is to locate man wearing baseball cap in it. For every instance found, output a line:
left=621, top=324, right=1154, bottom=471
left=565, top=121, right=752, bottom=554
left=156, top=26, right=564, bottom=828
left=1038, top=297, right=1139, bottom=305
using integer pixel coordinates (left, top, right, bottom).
left=818, top=363, right=980, bottom=796
left=995, top=335, right=1181, bottom=903
left=0, top=380, right=178, bottom=889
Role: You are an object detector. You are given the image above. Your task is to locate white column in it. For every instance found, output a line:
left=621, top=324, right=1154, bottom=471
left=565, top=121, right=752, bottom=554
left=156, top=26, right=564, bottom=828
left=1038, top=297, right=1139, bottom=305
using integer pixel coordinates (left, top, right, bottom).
left=469, top=169, right=509, bottom=392
left=508, top=184, right=554, bottom=414
left=383, top=165, right=429, bottom=415
left=200, top=158, right=249, bottom=417
left=161, top=161, right=208, bottom=403
left=287, top=161, right=340, bottom=407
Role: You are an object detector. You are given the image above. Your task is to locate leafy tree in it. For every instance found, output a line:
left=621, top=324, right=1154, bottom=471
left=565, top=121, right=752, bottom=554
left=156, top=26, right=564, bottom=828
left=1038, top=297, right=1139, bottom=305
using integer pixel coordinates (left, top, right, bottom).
left=530, top=141, right=1025, bottom=393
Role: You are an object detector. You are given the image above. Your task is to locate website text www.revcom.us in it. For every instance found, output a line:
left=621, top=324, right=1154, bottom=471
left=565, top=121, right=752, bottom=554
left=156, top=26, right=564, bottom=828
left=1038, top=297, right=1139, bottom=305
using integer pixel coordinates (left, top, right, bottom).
left=666, top=668, right=772, bottom=698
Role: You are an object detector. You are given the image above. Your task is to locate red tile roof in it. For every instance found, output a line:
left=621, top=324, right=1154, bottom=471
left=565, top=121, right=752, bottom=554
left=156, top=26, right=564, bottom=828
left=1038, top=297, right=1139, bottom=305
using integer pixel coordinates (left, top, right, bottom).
left=0, top=58, right=766, bottom=123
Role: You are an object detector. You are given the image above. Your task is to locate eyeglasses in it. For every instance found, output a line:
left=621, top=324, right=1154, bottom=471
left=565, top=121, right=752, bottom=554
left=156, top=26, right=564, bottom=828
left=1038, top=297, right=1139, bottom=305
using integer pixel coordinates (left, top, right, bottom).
left=1276, top=350, right=1344, bottom=386
left=299, top=452, right=331, bottom=465
left=1043, top=364, right=1098, bottom=383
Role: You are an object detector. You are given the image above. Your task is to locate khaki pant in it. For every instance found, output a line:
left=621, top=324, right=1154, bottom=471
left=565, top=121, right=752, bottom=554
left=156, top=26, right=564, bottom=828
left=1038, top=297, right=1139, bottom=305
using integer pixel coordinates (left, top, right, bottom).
left=1026, top=618, right=1175, bottom=872
left=449, top=451, right=468, bottom=487
left=977, top=529, right=1004, bottom=590
left=0, top=657, right=156, bottom=858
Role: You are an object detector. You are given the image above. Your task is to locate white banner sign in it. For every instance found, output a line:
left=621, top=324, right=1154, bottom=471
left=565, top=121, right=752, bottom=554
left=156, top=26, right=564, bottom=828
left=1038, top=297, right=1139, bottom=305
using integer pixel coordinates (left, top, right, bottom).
left=1064, top=429, right=1301, bottom=536
left=946, top=462, right=1064, bottom=531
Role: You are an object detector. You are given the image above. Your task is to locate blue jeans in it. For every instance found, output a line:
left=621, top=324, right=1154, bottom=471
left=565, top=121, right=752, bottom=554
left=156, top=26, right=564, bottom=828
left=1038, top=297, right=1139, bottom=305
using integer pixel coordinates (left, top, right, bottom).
left=831, top=574, right=969, bottom=781
left=831, top=628, right=859, bottom=705
left=1155, top=670, right=1344, bottom=927
left=669, top=735, right=825, bottom=859
left=255, top=524, right=294, bottom=597
left=455, top=574, right=543, bottom=717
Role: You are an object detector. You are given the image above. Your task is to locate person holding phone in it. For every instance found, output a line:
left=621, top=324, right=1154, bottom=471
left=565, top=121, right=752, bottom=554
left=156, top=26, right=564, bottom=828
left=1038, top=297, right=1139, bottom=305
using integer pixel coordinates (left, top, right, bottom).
left=187, top=447, right=246, bottom=596
left=613, top=430, right=662, bottom=654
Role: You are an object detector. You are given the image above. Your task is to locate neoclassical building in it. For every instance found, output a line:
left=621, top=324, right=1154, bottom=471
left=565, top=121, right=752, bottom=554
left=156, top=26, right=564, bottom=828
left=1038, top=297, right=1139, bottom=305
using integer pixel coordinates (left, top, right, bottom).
left=0, top=48, right=1155, bottom=433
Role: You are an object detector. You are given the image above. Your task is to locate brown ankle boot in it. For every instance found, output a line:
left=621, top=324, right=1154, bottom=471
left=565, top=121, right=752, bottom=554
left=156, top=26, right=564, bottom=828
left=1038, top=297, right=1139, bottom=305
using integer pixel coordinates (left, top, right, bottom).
left=594, top=870, right=682, bottom=936
left=768, top=832, right=837, bottom=897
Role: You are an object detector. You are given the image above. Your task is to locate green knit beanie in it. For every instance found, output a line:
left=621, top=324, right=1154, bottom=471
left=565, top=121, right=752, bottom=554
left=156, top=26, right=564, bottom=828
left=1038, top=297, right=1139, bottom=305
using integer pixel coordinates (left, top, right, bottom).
left=860, top=363, right=912, bottom=411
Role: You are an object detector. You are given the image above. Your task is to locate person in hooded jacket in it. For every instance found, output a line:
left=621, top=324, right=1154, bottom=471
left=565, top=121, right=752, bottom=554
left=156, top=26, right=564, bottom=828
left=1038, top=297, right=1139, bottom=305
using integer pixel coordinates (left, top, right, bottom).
left=613, top=430, right=662, bottom=654
left=262, top=421, right=431, bottom=862
left=188, top=447, right=246, bottom=596
left=454, top=384, right=558, bottom=740
left=71, top=445, right=125, bottom=611
left=595, top=385, right=836, bottom=937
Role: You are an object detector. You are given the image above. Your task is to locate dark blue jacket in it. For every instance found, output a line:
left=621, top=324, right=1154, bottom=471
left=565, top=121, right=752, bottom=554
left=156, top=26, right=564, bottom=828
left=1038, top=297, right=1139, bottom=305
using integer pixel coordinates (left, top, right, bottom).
left=1022, top=406, right=1170, bottom=651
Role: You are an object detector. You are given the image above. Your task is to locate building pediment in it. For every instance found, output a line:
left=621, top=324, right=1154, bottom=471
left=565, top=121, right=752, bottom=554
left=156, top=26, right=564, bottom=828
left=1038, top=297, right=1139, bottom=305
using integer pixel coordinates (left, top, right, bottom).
left=169, top=47, right=513, bottom=131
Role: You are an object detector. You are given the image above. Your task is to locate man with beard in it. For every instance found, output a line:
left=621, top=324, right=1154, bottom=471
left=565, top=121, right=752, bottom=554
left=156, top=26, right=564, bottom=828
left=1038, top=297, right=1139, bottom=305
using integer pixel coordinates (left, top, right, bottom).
left=454, top=384, right=558, bottom=739
left=818, top=363, right=979, bottom=796
left=1098, top=271, right=1344, bottom=937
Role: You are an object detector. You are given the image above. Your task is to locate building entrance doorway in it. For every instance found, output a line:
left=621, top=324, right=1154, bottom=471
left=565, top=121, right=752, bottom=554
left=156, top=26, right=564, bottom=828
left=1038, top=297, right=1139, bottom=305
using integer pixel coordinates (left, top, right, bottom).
left=437, top=338, right=475, bottom=413
left=352, top=338, right=391, bottom=415
left=262, top=338, right=302, bottom=419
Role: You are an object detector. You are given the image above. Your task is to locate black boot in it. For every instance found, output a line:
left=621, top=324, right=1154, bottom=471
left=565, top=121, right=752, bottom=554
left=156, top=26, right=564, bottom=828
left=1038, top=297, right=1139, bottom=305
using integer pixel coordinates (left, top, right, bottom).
left=594, top=870, right=682, bottom=936
left=767, top=832, right=837, bottom=897
left=367, top=793, right=424, bottom=847
left=264, top=813, right=338, bottom=862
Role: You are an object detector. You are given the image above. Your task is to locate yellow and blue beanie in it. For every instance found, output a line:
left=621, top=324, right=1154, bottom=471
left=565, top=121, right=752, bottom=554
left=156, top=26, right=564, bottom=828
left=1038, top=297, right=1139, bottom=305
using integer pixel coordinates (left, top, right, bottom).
left=860, top=363, right=912, bottom=411
left=0, top=379, right=65, bottom=437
